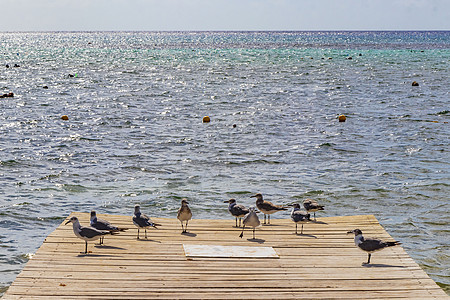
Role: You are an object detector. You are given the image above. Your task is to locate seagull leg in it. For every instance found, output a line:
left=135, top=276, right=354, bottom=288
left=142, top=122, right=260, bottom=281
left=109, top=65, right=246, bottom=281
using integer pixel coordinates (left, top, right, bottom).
left=314, top=212, right=316, bottom=221
left=295, top=223, right=298, bottom=235
left=185, top=220, right=189, bottom=233
left=181, top=222, right=184, bottom=233
left=85, top=241, right=88, bottom=254
left=145, top=229, right=148, bottom=239
left=367, top=253, right=371, bottom=264
left=239, top=218, right=241, bottom=227
left=235, top=217, right=238, bottom=227
left=301, top=224, right=304, bottom=235
left=239, top=225, right=245, bottom=238
left=137, top=229, right=140, bottom=240
left=263, top=214, right=266, bottom=224
left=252, top=227, right=255, bottom=239
left=268, top=215, right=270, bottom=225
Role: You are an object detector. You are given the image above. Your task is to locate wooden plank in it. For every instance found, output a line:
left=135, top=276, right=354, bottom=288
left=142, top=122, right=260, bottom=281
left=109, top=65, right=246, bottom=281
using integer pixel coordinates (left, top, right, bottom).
left=3, top=213, right=448, bottom=299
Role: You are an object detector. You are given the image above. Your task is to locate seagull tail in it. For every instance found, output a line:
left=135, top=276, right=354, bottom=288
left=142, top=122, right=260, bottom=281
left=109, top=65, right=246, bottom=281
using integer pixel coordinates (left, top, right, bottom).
left=318, top=205, right=325, bottom=210
left=386, top=241, right=401, bottom=247
left=118, top=227, right=128, bottom=232
left=151, top=223, right=161, bottom=228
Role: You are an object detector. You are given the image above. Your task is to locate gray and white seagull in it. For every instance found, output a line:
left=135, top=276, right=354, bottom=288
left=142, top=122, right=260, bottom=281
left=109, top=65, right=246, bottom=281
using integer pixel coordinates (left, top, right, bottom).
left=65, top=216, right=113, bottom=254
left=224, top=198, right=249, bottom=227
left=133, top=204, right=160, bottom=239
left=239, top=207, right=261, bottom=239
left=290, top=203, right=310, bottom=234
left=90, top=210, right=127, bottom=245
left=347, top=229, right=401, bottom=265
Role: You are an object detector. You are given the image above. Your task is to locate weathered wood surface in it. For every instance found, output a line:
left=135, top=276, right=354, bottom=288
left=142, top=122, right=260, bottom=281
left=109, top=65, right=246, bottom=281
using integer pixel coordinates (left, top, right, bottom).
left=3, top=213, right=448, bottom=299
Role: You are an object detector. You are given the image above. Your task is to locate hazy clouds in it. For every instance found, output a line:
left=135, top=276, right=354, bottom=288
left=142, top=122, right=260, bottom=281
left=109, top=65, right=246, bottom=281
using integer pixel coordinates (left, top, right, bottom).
left=1, top=0, right=448, bottom=31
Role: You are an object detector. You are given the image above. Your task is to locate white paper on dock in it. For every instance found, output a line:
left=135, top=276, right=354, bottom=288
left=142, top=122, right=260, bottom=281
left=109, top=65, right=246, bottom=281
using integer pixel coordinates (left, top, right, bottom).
left=183, top=244, right=279, bottom=258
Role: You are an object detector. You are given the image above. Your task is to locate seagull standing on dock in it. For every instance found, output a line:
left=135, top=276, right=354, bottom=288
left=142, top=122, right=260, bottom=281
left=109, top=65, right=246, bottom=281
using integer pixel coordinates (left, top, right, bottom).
left=303, top=199, right=324, bottom=221
left=347, top=229, right=401, bottom=265
left=65, top=216, right=112, bottom=254
left=133, top=204, right=160, bottom=239
left=251, top=193, right=287, bottom=225
left=177, top=199, right=192, bottom=233
left=90, top=210, right=127, bottom=245
left=239, top=207, right=260, bottom=239
left=290, top=203, right=310, bottom=234
left=224, top=198, right=249, bottom=227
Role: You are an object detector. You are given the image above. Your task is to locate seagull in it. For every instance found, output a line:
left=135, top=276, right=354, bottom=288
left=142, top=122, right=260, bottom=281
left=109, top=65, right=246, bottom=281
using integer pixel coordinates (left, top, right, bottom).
left=90, top=210, right=127, bottom=245
left=303, top=199, right=324, bottom=221
left=347, top=229, right=401, bottom=265
left=290, top=203, right=310, bottom=234
left=177, top=199, right=192, bottom=233
left=239, top=207, right=260, bottom=239
left=65, top=216, right=112, bottom=254
left=224, top=199, right=249, bottom=227
left=133, top=204, right=160, bottom=239
left=251, top=193, right=287, bottom=224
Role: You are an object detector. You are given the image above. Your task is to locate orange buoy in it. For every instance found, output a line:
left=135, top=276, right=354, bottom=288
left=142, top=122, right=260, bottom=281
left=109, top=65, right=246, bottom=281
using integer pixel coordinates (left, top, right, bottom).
left=61, top=115, right=69, bottom=120
left=202, top=116, right=211, bottom=123
left=338, top=115, right=346, bottom=122
left=412, top=81, right=419, bottom=86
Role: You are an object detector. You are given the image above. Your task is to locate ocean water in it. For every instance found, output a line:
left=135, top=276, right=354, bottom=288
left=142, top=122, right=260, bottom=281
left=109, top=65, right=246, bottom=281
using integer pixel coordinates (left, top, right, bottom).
left=0, top=31, right=449, bottom=295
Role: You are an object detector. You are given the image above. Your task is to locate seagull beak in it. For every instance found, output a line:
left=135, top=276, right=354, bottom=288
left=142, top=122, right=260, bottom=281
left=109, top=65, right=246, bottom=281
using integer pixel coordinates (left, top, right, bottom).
left=223, top=200, right=230, bottom=203
left=65, top=220, right=71, bottom=225
left=250, top=195, right=256, bottom=198
left=347, top=230, right=354, bottom=235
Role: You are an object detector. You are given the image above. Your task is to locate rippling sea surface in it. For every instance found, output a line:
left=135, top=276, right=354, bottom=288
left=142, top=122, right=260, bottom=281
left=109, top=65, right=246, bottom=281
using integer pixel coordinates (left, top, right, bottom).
left=0, top=31, right=449, bottom=295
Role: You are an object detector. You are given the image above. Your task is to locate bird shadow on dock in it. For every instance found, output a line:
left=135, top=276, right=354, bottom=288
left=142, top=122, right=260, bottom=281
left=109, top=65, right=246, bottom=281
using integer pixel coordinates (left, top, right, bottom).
left=310, top=220, right=328, bottom=225
left=247, top=238, right=265, bottom=244
left=362, top=263, right=406, bottom=268
left=76, top=253, right=120, bottom=258
left=295, top=233, right=317, bottom=238
left=181, top=232, right=197, bottom=237
left=136, top=239, right=161, bottom=243
left=94, top=245, right=126, bottom=250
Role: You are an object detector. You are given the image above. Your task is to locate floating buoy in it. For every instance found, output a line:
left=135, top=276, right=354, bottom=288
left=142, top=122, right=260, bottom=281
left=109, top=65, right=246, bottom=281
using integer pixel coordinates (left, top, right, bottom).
left=232, top=124, right=237, bottom=128
left=202, top=116, right=211, bottom=123
left=61, top=115, right=69, bottom=120
left=412, top=81, right=419, bottom=86
left=43, top=86, right=48, bottom=89
left=338, top=115, right=346, bottom=122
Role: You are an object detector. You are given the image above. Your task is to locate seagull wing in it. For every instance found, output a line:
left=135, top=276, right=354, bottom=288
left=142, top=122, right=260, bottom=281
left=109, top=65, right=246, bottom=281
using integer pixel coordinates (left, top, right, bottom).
left=92, top=218, right=118, bottom=231
left=79, top=226, right=108, bottom=239
left=359, top=237, right=388, bottom=252
left=234, top=204, right=249, bottom=216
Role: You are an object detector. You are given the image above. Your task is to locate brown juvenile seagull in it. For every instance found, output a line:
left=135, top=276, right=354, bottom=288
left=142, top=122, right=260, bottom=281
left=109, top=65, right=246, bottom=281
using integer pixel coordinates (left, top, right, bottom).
left=251, top=193, right=287, bottom=224
left=177, top=199, right=192, bottom=233
left=224, top=198, right=249, bottom=227
left=347, top=229, right=401, bottom=265
left=302, top=199, right=324, bottom=221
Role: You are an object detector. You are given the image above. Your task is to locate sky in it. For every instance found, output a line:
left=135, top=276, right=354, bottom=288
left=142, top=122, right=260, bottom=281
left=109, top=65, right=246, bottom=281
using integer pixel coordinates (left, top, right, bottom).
left=0, top=0, right=449, bottom=31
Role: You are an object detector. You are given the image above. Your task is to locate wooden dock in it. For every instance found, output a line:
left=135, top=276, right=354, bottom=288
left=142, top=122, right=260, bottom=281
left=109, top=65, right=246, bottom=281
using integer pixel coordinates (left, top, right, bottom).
left=3, top=213, right=448, bottom=299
